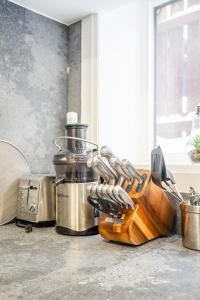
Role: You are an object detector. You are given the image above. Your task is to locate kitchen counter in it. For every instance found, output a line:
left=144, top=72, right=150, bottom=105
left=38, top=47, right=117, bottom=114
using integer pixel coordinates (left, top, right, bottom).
left=0, top=224, right=199, bottom=300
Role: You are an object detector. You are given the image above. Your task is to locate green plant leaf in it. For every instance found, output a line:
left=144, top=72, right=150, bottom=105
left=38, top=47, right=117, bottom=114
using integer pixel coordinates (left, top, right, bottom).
left=193, top=135, right=200, bottom=150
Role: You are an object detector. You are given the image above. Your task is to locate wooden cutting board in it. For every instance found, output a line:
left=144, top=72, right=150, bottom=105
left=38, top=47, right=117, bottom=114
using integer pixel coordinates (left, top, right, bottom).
left=0, top=139, right=30, bottom=225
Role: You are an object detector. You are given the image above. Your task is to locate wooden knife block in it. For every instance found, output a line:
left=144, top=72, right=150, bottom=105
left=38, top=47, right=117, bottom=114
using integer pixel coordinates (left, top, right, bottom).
left=98, top=170, right=176, bottom=245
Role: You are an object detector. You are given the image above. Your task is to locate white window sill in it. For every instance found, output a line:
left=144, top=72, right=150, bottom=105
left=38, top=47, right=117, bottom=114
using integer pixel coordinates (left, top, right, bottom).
left=136, top=157, right=200, bottom=192
left=137, top=163, right=200, bottom=173
left=137, top=153, right=200, bottom=174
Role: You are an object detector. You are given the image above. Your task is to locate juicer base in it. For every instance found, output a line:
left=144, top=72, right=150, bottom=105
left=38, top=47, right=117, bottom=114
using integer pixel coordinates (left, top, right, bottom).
left=55, top=225, right=99, bottom=236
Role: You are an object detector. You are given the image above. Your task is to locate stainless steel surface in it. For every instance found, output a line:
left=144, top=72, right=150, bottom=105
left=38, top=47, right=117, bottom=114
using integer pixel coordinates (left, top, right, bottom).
left=87, top=145, right=137, bottom=215
left=95, top=156, right=117, bottom=183
left=96, top=184, right=104, bottom=198
left=163, top=184, right=184, bottom=203
left=55, top=176, right=65, bottom=186
left=181, top=202, right=200, bottom=250
left=106, top=185, right=124, bottom=207
left=100, top=146, right=114, bottom=159
left=101, top=184, right=122, bottom=207
left=164, top=181, right=184, bottom=203
left=105, top=217, right=124, bottom=224
left=122, top=159, right=143, bottom=184
left=90, top=156, right=116, bottom=185
left=87, top=158, right=110, bottom=183
left=99, top=147, right=129, bottom=186
left=87, top=182, right=97, bottom=195
left=113, top=185, right=135, bottom=209
left=116, top=175, right=125, bottom=186
left=17, top=174, right=56, bottom=223
left=164, top=170, right=184, bottom=202
left=53, top=136, right=98, bottom=153
left=101, top=184, right=111, bottom=199
left=91, top=183, right=99, bottom=195
left=56, top=182, right=98, bottom=232
left=112, top=186, right=129, bottom=209
left=109, top=157, right=130, bottom=181
left=189, top=186, right=200, bottom=205
left=109, top=157, right=130, bottom=187
left=0, top=140, right=30, bottom=225
left=160, top=180, right=184, bottom=203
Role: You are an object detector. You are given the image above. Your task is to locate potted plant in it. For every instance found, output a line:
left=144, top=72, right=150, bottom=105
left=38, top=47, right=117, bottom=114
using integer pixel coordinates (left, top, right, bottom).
left=188, top=134, right=200, bottom=162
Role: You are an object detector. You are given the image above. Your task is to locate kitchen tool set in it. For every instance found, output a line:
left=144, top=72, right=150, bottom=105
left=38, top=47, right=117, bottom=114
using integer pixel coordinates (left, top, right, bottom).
left=87, top=146, right=176, bottom=245
left=2, top=117, right=200, bottom=251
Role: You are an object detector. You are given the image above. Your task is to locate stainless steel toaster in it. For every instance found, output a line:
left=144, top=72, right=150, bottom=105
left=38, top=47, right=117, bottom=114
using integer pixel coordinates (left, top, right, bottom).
left=16, top=174, right=56, bottom=224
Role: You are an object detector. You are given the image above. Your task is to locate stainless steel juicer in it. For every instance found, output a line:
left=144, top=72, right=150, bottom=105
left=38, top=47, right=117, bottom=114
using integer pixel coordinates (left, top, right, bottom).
left=53, top=123, right=99, bottom=236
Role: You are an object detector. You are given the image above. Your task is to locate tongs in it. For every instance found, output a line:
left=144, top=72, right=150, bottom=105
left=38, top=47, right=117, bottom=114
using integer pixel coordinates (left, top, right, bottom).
left=189, top=186, right=200, bottom=206
left=151, top=146, right=184, bottom=203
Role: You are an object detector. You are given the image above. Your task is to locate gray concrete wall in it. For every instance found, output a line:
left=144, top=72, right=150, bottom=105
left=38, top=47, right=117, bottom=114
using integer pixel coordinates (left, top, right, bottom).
left=67, top=21, right=82, bottom=120
left=0, top=0, right=81, bottom=172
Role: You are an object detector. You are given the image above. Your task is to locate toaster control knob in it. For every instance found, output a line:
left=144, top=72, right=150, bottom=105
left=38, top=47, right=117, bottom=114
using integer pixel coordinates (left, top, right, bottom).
left=29, top=204, right=36, bottom=213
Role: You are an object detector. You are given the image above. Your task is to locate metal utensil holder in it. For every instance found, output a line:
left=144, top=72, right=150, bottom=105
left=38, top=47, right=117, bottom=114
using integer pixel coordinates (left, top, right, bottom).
left=181, top=202, right=200, bottom=251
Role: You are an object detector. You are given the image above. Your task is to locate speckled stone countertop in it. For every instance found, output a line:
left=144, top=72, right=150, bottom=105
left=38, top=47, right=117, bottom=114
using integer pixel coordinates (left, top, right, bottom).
left=0, top=224, right=199, bottom=300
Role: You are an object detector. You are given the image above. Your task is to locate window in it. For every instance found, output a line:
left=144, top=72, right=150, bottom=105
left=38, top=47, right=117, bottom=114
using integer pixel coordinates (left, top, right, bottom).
left=155, top=0, right=200, bottom=155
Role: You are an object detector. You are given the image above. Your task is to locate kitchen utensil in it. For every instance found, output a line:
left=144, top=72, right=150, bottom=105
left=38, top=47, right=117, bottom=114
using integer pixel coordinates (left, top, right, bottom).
left=113, top=185, right=135, bottom=209
left=122, top=159, right=146, bottom=193
left=101, top=184, right=121, bottom=206
left=100, top=146, right=114, bottom=160
left=92, top=155, right=117, bottom=184
left=100, top=146, right=131, bottom=187
left=95, top=184, right=122, bottom=215
left=88, top=195, right=121, bottom=217
left=151, top=146, right=184, bottom=203
left=161, top=182, right=184, bottom=203
left=87, top=157, right=110, bottom=183
left=109, top=157, right=130, bottom=180
left=189, top=186, right=200, bottom=206
left=122, top=159, right=144, bottom=184
left=100, top=146, right=127, bottom=183
left=106, top=184, right=125, bottom=207
left=158, top=149, right=183, bottom=201
left=53, top=123, right=99, bottom=236
left=17, top=174, right=56, bottom=224
left=181, top=202, right=200, bottom=250
left=0, top=139, right=30, bottom=225
left=109, top=157, right=132, bottom=188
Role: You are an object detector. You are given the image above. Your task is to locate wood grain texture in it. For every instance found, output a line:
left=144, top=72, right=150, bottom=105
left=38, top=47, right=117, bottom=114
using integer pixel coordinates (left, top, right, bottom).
left=99, top=169, right=176, bottom=245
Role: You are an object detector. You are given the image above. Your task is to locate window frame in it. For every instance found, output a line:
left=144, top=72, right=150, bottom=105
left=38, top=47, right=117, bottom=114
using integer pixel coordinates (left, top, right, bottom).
left=148, top=0, right=196, bottom=165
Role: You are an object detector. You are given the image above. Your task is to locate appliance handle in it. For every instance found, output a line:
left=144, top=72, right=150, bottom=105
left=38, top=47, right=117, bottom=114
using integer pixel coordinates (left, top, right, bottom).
left=53, top=136, right=99, bottom=153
